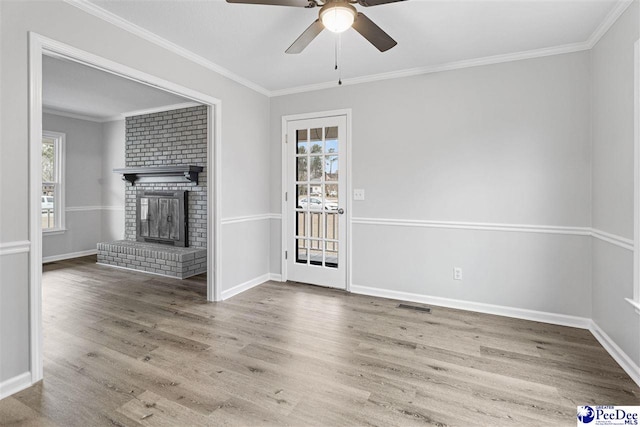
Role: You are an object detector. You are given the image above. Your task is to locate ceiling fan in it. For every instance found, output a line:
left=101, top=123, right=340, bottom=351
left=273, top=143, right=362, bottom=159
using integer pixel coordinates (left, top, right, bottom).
left=226, top=0, right=406, bottom=54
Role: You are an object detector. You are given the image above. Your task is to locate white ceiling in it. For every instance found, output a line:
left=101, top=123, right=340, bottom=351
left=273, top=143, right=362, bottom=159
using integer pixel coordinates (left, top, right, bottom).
left=43, top=55, right=191, bottom=121
left=84, top=0, right=624, bottom=94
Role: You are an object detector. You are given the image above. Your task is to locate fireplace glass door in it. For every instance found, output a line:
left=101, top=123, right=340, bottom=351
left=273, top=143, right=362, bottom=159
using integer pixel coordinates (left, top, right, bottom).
left=140, top=197, right=180, bottom=240
left=137, top=190, right=187, bottom=247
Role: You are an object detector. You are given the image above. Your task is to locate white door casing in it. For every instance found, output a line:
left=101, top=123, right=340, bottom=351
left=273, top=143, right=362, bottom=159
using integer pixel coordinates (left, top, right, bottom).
left=29, top=33, right=223, bottom=387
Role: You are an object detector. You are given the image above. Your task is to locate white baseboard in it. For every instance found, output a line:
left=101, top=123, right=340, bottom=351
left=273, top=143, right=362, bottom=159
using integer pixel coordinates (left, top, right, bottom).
left=0, top=372, right=33, bottom=400
left=222, top=273, right=270, bottom=300
left=350, top=284, right=592, bottom=329
left=42, top=249, right=97, bottom=264
left=590, top=320, right=640, bottom=388
left=269, top=273, right=283, bottom=282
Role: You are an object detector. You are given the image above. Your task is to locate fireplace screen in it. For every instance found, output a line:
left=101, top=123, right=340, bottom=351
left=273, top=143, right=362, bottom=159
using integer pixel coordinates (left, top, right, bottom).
left=137, top=190, right=188, bottom=247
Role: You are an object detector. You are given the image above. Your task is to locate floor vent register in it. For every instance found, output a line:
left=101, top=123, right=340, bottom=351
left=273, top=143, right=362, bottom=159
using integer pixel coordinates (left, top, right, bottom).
left=397, top=303, right=432, bottom=313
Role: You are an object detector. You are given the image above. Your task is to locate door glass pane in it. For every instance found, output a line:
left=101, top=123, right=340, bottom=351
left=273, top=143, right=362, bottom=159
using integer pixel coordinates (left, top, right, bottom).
left=310, top=184, right=322, bottom=198
left=325, top=212, right=338, bottom=240
left=310, top=128, right=322, bottom=153
left=325, top=241, right=338, bottom=268
left=296, top=239, right=308, bottom=264
left=291, top=121, right=342, bottom=278
left=296, top=157, right=308, bottom=181
left=325, top=127, right=338, bottom=154
left=296, top=211, right=307, bottom=237
left=325, top=156, right=338, bottom=182
left=297, top=129, right=308, bottom=154
left=325, top=184, right=338, bottom=201
left=309, top=240, right=322, bottom=266
left=310, top=156, right=323, bottom=181
left=296, top=184, right=309, bottom=208
left=310, top=212, right=323, bottom=238
left=301, top=196, right=322, bottom=210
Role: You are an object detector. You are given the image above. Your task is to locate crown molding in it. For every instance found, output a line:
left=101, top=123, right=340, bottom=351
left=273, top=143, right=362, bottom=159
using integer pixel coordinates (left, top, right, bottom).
left=587, top=0, right=634, bottom=48
left=270, top=41, right=591, bottom=97
left=66, top=0, right=632, bottom=98
left=45, top=102, right=200, bottom=123
left=271, top=0, right=632, bottom=96
left=43, top=106, right=112, bottom=123
left=121, top=102, right=201, bottom=118
left=63, top=0, right=271, bottom=97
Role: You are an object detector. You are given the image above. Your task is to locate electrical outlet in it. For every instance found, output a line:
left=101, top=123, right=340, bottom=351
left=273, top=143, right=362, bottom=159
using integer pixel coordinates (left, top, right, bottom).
left=453, top=267, right=462, bottom=281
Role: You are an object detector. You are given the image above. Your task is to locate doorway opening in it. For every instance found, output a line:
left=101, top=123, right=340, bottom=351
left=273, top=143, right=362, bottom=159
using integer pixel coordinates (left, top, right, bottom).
left=28, top=33, right=222, bottom=385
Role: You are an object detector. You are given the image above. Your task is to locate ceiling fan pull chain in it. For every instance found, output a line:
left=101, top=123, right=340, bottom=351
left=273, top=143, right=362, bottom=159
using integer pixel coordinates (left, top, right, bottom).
left=334, top=34, right=338, bottom=71
left=338, top=33, right=343, bottom=85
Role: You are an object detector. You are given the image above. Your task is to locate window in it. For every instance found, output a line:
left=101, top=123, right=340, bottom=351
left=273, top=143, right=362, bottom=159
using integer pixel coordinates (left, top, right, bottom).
left=42, top=131, right=65, bottom=233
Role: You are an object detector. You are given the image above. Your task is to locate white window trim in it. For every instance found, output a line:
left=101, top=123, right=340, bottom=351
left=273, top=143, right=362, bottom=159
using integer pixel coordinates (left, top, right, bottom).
left=42, top=130, right=66, bottom=234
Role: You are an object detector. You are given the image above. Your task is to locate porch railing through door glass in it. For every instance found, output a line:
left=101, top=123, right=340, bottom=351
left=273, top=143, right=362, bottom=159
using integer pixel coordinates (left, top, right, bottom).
left=296, top=210, right=338, bottom=267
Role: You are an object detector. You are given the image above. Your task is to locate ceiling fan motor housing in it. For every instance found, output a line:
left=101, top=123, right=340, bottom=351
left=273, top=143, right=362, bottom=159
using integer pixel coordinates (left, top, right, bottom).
left=319, top=1, right=357, bottom=33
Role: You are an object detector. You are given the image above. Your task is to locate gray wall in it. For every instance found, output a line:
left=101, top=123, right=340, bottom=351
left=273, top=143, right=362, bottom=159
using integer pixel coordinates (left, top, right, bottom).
left=219, top=73, right=271, bottom=290
left=41, top=113, right=126, bottom=259
left=591, top=2, right=640, bottom=366
left=42, top=113, right=103, bottom=259
left=0, top=255, right=30, bottom=384
left=0, top=0, right=270, bottom=384
left=270, top=51, right=593, bottom=318
left=101, top=119, right=126, bottom=242
left=1, top=0, right=638, bottom=391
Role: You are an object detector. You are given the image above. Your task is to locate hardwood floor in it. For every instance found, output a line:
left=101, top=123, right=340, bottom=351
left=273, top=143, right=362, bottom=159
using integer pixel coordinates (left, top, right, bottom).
left=1, top=256, right=638, bottom=426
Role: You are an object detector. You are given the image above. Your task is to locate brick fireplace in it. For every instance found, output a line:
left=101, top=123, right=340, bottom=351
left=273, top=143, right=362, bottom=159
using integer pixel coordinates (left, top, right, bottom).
left=97, top=105, right=208, bottom=279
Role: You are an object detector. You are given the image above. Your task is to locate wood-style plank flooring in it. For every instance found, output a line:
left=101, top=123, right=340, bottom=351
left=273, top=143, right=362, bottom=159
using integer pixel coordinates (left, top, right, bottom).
left=1, top=256, right=638, bottom=426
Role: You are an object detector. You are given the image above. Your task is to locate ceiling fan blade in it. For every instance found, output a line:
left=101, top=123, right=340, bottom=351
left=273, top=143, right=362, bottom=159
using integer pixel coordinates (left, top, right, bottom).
left=226, top=0, right=314, bottom=7
left=352, top=13, right=397, bottom=52
left=357, top=0, right=406, bottom=6
left=286, top=19, right=324, bottom=54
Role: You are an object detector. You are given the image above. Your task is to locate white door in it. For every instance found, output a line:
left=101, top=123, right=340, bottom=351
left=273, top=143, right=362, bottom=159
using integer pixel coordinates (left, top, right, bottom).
left=286, top=115, right=347, bottom=289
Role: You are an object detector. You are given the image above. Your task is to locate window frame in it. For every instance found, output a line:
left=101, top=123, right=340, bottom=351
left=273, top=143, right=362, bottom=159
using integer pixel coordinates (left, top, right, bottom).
left=42, top=130, right=66, bottom=234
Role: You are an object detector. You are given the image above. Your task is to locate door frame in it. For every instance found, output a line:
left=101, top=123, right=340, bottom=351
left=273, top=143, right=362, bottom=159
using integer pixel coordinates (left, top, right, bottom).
left=281, top=109, right=352, bottom=290
left=28, top=32, right=223, bottom=384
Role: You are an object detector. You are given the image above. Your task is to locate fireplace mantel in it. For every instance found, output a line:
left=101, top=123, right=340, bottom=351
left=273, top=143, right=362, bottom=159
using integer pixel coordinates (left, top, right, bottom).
left=113, top=165, right=203, bottom=185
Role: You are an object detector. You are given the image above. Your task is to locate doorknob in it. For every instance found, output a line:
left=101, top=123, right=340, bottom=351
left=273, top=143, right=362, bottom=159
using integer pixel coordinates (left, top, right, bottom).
left=338, top=208, right=344, bottom=215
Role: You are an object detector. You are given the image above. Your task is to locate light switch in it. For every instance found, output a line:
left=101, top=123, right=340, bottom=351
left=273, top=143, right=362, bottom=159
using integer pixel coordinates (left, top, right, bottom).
left=353, top=189, right=365, bottom=201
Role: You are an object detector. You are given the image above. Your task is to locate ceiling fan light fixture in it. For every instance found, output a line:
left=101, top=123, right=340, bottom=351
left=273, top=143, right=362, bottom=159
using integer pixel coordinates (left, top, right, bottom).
left=320, top=3, right=356, bottom=33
